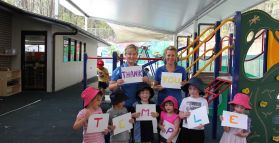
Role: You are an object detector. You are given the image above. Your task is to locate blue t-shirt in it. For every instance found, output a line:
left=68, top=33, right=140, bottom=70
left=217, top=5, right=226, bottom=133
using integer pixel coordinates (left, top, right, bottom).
left=111, top=63, right=146, bottom=107
left=155, top=65, right=187, bottom=105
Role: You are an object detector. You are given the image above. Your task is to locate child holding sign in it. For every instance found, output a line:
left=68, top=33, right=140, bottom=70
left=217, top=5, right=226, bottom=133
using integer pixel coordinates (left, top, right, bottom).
left=73, top=87, right=109, bottom=143
left=109, top=44, right=150, bottom=112
left=107, top=88, right=134, bottom=143
left=179, top=77, right=208, bottom=143
left=159, top=96, right=180, bottom=143
left=132, top=83, right=159, bottom=143
left=220, top=93, right=251, bottom=143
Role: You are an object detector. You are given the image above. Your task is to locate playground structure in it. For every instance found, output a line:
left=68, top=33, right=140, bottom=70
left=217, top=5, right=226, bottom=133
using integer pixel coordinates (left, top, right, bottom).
left=83, top=9, right=279, bottom=143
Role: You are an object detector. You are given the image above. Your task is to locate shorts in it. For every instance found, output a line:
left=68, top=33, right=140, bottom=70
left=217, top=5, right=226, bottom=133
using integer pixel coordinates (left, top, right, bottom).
left=98, top=81, right=108, bottom=89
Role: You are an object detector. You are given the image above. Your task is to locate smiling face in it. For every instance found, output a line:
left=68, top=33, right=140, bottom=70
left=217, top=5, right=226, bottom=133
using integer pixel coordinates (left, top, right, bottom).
left=139, top=89, right=151, bottom=103
left=124, top=45, right=138, bottom=66
left=188, top=85, right=200, bottom=98
left=165, top=50, right=177, bottom=65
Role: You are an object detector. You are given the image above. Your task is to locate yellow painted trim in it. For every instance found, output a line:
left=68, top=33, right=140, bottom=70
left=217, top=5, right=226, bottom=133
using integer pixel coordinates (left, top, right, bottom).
left=179, top=18, right=234, bottom=61
left=193, top=46, right=232, bottom=78
left=186, top=48, right=214, bottom=72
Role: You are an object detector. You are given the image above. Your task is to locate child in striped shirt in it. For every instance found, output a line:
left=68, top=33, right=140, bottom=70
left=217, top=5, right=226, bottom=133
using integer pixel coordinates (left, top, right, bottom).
left=73, top=87, right=109, bottom=143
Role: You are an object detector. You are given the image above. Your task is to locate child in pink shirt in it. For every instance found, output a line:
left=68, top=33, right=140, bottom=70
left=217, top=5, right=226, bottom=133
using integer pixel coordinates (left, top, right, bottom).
left=73, top=87, right=109, bottom=143
left=159, top=96, right=181, bottom=143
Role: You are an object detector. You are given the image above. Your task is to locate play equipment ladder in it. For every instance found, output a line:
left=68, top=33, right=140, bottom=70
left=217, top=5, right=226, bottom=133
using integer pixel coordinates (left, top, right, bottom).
left=204, top=76, right=232, bottom=104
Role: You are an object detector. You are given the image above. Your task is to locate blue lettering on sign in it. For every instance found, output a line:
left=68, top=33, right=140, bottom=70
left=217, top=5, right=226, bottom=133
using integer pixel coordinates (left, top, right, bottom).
left=194, top=115, right=202, bottom=123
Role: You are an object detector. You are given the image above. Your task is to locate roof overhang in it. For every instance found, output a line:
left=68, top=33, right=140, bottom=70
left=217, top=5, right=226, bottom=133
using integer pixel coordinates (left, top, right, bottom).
left=0, top=1, right=110, bottom=46
left=69, top=0, right=267, bottom=35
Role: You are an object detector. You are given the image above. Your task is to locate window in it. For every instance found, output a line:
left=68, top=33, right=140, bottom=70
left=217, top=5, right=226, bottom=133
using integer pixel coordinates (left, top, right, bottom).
left=63, top=37, right=70, bottom=62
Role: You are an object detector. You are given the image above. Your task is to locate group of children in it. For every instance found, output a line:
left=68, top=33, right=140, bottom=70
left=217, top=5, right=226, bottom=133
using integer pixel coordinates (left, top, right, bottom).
left=73, top=76, right=252, bottom=143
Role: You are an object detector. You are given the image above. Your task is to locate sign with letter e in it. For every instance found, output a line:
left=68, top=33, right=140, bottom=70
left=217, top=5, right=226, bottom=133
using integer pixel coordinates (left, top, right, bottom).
left=221, top=111, right=248, bottom=129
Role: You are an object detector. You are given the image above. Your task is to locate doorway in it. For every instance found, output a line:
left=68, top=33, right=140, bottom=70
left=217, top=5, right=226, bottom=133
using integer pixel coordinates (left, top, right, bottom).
left=21, top=31, right=47, bottom=90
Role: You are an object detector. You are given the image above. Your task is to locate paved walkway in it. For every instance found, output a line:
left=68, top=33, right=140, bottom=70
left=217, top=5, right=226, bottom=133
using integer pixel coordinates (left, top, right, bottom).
left=0, top=81, right=221, bottom=143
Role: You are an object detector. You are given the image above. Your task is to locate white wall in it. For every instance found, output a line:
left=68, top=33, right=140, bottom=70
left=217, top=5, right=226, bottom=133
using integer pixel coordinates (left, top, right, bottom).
left=11, top=15, right=53, bottom=92
left=11, top=14, right=99, bottom=92
left=54, top=27, right=98, bottom=91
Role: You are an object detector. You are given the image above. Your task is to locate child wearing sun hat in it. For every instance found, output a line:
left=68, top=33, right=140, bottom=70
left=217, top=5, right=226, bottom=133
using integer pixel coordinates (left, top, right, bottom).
left=73, top=86, right=109, bottom=143
left=220, top=93, right=252, bottom=143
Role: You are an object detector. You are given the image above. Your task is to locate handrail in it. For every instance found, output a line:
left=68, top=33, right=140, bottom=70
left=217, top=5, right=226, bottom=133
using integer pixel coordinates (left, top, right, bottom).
left=244, top=30, right=265, bottom=62
left=186, top=48, right=215, bottom=72
left=193, top=46, right=232, bottom=78
left=178, top=26, right=213, bottom=57
left=179, top=18, right=234, bottom=61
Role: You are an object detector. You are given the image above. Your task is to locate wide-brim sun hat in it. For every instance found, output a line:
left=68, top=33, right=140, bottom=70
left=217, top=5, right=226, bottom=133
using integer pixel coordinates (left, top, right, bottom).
left=229, top=93, right=252, bottom=110
left=136, top=83, right=154, bottom=100
left=81, top=86, right=102, bottom=107
left=110, top=88, right=129, bottom=105
left=160, top=96, right=179, bottom=111
left=181, top=77, right=205, bottom=95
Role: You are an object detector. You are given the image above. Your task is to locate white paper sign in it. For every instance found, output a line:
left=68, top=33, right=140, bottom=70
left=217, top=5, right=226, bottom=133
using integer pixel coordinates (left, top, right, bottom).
left=121, top=66, right=143, bottom=84
left=161, top=72, right=182, bottom=89
left=187, top=106, right=209, bottom=129
left=136, top=104, right=156, bottom=121
left=159, top=120, right=179, bottom=143
left=221, top=111, right=248, bottom=129
left=112, top=112, right=133, bottom=135
left=87, top=113, right=109, bottom=133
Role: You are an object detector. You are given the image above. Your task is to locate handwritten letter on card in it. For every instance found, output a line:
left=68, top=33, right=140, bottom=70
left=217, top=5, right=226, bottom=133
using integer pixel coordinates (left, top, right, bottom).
left=121, top=66, right=143, bottom=84
left=161, top=72, right=182, bottom=89
left=87, top=113, right=109, bottom=133
left=187, top=106, right=209, bottom=129
left=221, top=111, right=248, bottom=129
left=112, top=112, right=133, bottom=135
left=136, top=104, right=156, bottom=121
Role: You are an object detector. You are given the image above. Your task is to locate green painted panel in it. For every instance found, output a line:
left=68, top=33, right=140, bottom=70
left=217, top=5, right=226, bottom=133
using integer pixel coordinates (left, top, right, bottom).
left=239, top=10, right=279, bottom=143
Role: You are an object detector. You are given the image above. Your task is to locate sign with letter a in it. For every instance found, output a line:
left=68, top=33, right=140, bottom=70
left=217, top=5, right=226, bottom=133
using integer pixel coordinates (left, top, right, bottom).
left=161, top=72, right=182, bottom=89
left=121, top=66, right=143, bottom=84
left=87, top=113, right=109, bottom=133
left=221, top=111, right=248, bottom=129
left=136, top=104, right=156, bottom=121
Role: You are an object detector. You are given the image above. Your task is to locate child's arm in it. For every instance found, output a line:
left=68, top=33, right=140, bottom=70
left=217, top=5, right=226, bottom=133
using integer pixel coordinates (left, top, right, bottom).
left=72, top=109, right=91, bottom=130
left=132, top=112, right=140, bottom=118
left=179, top=111, right=190, bottom=119
left=167, top=118, right=180, bottom=143
left=158, top=120, right=166, bottom=132
left=223, top=126, right=230, bottom=132
left=235, top=130, right=249, bottom=137
left=151, top=112, right=159, bottom=118
left=142, top=76, right=151, bottom=85
left=108, top=79, right=124, bottom=91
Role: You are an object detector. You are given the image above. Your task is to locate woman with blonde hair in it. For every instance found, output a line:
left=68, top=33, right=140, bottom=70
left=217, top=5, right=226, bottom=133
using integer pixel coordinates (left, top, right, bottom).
left=153, top=46, right=187, bottom=106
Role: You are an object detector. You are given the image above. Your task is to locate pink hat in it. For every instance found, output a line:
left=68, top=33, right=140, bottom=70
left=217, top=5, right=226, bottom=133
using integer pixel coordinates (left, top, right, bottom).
left=229, top=93, right=252, bottom=110
left=160, top=96, right=179, bottom=111
left=81, top=86, right=102, bottom=107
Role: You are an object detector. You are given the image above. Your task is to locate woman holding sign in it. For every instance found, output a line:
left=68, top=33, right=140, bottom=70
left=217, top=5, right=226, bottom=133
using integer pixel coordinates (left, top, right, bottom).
left=109, top=44, right=150, bottom=111
left=153, top=46, right=187, bottom=106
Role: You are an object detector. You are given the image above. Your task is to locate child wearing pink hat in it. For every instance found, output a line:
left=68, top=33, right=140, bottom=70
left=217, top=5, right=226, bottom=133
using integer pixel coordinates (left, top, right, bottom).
left=159, top=96, right=181, bottom=143
left=73, top=86, right=109, bottom=143
left=220, top=93, right=252, bottom=143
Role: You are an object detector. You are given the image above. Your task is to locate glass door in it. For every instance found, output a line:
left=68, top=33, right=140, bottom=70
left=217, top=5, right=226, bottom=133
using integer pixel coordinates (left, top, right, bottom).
left=21, top=31, right=47, bottom=90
